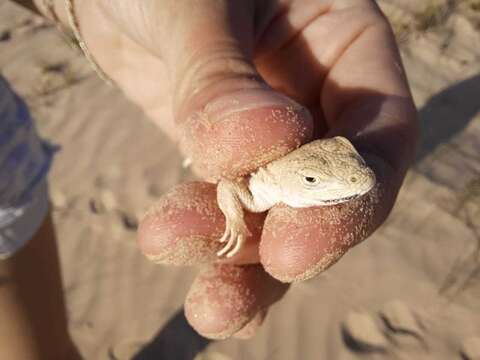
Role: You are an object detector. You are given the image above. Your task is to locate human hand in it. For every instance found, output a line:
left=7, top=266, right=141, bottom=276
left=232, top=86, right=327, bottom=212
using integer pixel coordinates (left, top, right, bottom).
left=56, top=0, right=418, bottom=339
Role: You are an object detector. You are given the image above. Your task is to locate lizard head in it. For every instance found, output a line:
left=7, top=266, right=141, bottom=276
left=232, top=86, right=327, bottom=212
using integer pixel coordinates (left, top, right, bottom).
left=270, top=136, right=376, bottom=208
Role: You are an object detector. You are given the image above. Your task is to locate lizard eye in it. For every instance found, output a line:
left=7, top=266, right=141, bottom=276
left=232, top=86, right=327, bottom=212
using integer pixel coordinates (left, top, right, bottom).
left=302, top=176, right=319, bottom=186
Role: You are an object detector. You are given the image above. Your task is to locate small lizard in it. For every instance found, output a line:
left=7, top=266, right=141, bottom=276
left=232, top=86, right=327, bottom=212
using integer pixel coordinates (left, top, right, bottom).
left=216, top=136, right=376, bottom=258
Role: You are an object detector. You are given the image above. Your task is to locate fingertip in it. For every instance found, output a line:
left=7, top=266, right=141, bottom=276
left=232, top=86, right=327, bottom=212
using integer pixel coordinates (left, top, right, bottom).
left=180, top=89, right=313, bottom=179
left=260, top=155, right=398, bottom=282
left=137, top=182, right=224, bottom=265
left=184, top=264, right=287, bottom=339
left=138, top=182, right=265, bottom=266
left=184, top=265, right=260, bottom=339
left=259, top=205, right=350, bottom=283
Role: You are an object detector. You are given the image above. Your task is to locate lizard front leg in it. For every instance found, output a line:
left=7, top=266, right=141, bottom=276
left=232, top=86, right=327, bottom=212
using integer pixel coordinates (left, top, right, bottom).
left=216, top=178, right=271, bottom=258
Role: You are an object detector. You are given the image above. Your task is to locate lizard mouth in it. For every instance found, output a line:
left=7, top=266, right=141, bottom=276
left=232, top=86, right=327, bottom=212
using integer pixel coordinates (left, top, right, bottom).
left=322, top=194, right=360, bottom=205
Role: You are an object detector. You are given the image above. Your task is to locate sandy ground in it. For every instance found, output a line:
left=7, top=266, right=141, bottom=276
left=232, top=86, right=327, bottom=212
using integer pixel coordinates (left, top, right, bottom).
left=1, top=0, right=480, bottom=359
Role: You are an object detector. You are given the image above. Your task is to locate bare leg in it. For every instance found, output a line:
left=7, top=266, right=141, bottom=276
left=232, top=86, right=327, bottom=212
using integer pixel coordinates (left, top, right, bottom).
left=0, top=213, right=81, bottom=360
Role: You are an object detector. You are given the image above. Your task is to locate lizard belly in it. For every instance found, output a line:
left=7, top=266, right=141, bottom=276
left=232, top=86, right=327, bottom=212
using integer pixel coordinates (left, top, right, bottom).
left=247, top=175, right=279, bottom=212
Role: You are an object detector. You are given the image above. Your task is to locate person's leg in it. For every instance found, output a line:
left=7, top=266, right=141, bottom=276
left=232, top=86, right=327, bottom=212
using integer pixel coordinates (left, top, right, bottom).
left=0, top=75, right=79, bottom=358
left=0, top=213, right=81, bottom=360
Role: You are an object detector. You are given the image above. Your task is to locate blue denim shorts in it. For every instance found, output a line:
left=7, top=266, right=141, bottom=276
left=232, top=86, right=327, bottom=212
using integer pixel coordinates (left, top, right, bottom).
left=0, top=77, right=54, bottom=259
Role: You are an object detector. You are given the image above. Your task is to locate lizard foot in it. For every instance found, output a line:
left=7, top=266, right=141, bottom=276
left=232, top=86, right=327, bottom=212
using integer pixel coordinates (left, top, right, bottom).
left=217, top=219, right=250, bottom=258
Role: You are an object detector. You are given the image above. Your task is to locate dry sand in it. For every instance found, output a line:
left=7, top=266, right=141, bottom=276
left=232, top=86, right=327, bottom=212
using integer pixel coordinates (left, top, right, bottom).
left=1, top=0, right=480, bottom=359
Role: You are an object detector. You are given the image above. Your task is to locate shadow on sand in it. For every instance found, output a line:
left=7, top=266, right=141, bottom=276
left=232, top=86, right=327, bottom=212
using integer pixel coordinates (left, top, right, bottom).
left=415, top=74, right=480, bottom=163
left=132, top=309, right=210, bottom=360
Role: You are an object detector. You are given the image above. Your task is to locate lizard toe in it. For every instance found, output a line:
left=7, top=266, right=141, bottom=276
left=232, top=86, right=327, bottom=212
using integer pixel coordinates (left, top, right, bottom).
left=219, top=227, right=230, bottom=243
left=217, top=229, right=237, bottom=257
left=226, top=234, right=245, bottom=258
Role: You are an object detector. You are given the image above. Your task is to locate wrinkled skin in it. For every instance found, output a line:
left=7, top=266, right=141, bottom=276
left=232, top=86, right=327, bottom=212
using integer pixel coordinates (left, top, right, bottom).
left=49, top=0, right=418, bottom=339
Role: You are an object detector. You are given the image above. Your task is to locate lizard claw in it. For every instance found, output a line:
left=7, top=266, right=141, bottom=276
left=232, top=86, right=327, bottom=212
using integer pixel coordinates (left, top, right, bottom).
left=217, top=231, right=235, bottom=257
left=219, top=219, right=230, bottom=243
left=226, top=234, right=245, bottom=258
left=217, top=220, right=250, bottom=257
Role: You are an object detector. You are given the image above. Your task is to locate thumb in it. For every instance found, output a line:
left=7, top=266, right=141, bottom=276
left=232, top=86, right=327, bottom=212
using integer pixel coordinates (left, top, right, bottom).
left=166, top=1, right=313, bottom=179
left=104, top=1, right=313, bottom=179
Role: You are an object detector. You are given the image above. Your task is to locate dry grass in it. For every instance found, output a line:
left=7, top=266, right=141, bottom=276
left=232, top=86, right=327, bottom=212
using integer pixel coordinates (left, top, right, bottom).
left=32, top=60, right=84, bottom=97
left=466, top=0, right=480, bottom=11
left=463, top=177, right=480, bottom=203
left=379, top=3, right=416, bottom=45
left=453, top=175, right=480, bottom=215
left=440, top=176, right=480, bottom=297
left=415, top=1, right=451, bottom=31
left=387, top=13, right=413, bottom=45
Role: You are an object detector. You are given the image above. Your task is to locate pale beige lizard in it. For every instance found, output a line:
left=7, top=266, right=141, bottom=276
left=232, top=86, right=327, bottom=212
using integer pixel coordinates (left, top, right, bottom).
left=216, top=136, right=376, bottom=258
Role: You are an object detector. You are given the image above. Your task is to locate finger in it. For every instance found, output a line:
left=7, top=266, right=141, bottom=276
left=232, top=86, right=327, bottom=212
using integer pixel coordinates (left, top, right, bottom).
left=260, top=153, right=399, bottom=282
left=138, top=182, right=265, bottom=265
left=255, top=0, right=418, bottom=167
left=100, top=1, right=313, bottom=179
left=184, top=264, right=288, bottom=339
left=259, top=3, right=418, bottom=282
left=321, top=2, right=418, bottom=171
left=168, top=1, right=314, bottom=179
